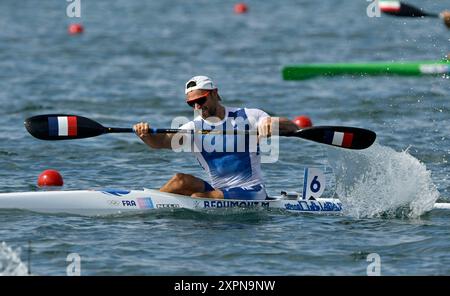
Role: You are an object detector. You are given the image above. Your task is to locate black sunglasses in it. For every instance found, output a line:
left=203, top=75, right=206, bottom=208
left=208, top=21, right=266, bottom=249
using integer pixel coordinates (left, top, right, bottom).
left=186, top=94, right=208, bottom=108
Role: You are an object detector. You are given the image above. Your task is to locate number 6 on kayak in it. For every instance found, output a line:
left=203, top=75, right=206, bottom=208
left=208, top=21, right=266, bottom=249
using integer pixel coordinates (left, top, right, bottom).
left=302, top=167, right=326, bottom=200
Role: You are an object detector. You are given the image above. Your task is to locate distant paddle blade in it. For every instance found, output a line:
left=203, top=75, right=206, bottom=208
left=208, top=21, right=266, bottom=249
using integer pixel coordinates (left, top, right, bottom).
left=292, top=126, right=376, bottom=150
left=24, top=114, right=106, bottom=140
left=380, top=1, right=438, bottom=17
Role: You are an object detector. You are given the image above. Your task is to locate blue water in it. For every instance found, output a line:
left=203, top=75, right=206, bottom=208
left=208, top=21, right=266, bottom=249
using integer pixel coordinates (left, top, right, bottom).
left=1, top=0, right=450, bottom=275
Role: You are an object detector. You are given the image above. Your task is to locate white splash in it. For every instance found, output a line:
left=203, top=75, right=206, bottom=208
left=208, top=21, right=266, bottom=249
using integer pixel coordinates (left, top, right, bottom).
left=0, top=242, right=29, bottom=276
left=326, top=143, right=439, bottom=218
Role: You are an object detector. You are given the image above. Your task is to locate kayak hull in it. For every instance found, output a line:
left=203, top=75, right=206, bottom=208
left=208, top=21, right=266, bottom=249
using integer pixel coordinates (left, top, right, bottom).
left=282, top=60, right=450, bottom=80
left=0, top=188, right=342, bottom=216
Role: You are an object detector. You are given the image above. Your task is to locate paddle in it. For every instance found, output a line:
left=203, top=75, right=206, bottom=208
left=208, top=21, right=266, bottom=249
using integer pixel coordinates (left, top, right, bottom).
left=24, top=114, right=376, bottom=150
left=379, top=1, right=439, bottom=17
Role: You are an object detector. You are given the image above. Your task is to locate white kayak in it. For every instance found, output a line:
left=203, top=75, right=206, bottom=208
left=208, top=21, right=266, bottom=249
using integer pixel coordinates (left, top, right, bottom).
left=0, top=188, right=344, bottom=216
left=0, top=188, right=449, bottom=216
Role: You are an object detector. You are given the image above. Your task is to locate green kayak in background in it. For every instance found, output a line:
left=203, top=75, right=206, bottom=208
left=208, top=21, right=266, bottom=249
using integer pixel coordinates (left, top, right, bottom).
left=282, top=59, right=450, bottom=80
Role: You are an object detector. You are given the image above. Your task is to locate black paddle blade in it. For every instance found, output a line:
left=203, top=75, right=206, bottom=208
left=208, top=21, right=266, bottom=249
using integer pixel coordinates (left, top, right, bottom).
left=289, top=126, right=376, bottom=150
left=24, top=114, right=107, bottom=140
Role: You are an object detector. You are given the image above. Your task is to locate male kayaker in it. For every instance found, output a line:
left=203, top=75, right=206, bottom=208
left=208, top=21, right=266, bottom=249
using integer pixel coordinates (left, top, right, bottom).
left=134, top=75, right=298, bottom=200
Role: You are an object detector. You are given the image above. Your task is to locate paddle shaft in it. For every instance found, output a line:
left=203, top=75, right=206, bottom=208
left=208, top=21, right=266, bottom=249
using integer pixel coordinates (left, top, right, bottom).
left=106, top=127, right=258, bottom=135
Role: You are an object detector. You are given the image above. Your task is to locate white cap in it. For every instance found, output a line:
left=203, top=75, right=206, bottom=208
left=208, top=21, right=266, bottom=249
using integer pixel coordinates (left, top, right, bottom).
left=185, top=76, right=217, bottom=94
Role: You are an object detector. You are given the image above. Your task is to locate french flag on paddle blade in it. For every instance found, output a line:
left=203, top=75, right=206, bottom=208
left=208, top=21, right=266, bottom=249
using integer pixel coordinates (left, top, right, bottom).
left=325, top=131, right=354, bottom=148
left=379, top=1, right=401, bottom=12
left=48, top=116, right=77, bottom=137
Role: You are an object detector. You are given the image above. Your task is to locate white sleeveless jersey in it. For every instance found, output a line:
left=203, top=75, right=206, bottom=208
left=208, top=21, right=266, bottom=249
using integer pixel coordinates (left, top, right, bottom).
left=180, top=107, right=269, bottom=190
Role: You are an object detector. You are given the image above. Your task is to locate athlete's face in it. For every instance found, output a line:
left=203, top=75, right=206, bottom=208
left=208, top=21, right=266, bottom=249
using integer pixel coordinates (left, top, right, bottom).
left=186, top=89, right=218, bottom=119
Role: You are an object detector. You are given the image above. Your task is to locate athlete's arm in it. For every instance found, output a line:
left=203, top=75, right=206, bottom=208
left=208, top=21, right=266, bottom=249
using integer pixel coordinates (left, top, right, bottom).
left=133, top=122, right=174, bottom=149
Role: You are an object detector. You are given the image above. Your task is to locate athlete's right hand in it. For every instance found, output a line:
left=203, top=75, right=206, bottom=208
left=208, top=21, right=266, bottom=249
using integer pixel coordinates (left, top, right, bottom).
left=133, top=122, right=151, bottom=140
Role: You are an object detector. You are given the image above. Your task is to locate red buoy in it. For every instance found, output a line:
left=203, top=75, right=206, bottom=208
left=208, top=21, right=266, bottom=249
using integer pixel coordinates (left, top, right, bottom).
left=293, top=115, right=313, bottom=128
left=68, top=23, right=84, bottom=35
left=38, top=170, right=64, bottom=187
left=234, top=3, right=248, bottom=14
